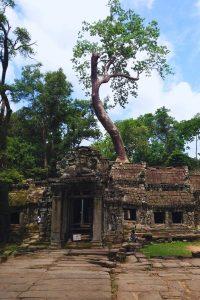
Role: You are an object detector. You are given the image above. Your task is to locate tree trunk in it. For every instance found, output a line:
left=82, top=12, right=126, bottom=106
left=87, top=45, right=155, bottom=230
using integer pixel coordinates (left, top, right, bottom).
left=91, top=53, right=129, bottom=163
left=0, top=123, right=7, bottom=169
left=0, top=118, right=9, bottom=169
left=42, top=126, right=48, bottom=169
left=0, top=91, right=12, bottom=168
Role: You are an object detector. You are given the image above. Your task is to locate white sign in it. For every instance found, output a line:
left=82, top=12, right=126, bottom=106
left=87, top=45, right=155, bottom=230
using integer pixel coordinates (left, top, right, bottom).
left=73, top=234, right=82, bottom=241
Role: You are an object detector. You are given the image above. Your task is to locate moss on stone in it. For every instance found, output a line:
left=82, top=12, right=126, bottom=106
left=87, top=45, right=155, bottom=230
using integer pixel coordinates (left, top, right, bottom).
left=9, top=190, right=29, bottom=207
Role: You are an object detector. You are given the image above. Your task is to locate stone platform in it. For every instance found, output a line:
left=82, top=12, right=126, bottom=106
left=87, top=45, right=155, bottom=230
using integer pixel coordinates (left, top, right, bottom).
left=116, top=253, right=200, bottom=299
left=0, top=249, right=200, bottom=299
left=0, top=249, right=111, bottom=299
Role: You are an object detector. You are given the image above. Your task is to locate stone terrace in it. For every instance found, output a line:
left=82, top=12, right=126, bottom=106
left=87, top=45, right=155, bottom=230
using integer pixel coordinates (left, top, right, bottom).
left=116, top=254, right=200, bottom=299
left=1, top=249, right=200, bottom=299
left=0, top=250, right=111, bottom=300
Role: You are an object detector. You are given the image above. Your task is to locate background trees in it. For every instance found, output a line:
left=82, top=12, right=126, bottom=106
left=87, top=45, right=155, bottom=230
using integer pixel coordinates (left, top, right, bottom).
left=9, top=64, right=101, bottom=177
left=94, top=107, right=200, bottom=168
left=0, top=0, right=34, bottom=160
left=73, top=0, right=171, bottom=162
left=0, top=0, right=199, bottom=184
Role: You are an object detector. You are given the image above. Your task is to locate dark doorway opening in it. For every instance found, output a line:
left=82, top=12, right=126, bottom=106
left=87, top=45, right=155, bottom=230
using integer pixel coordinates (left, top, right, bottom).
left=172, top=211, right=183, bottom=224
left=10, top=212, right=20, bottom=225
left=154, top=211, right=165, bottom=224
left=124, top=209, right=136, bottom=221
left=70, top=198, right=93, bottom=241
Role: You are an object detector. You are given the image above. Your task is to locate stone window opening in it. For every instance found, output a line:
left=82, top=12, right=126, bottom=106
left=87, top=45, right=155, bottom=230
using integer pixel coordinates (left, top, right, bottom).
left=172, top=211, right=183, bottom=224
left=124, top=209, right=136, bottom=221
left=154, top=211, right=165, bottom=224
left=10, top=212, right=20, bottom=225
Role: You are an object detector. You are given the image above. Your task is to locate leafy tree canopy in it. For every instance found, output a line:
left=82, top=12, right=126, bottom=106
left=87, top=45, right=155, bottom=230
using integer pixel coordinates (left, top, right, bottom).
left=93, top=107, right=200, bottom=169
left=0, top=0, right=34, bottom=161
left=73, top=0, right=171, bottom=107
left=10, top=64, right=101, bottom=176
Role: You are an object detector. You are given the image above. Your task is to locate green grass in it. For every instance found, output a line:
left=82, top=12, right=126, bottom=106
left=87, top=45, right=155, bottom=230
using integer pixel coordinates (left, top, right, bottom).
left=141, top=240, right=200, bottom=258
left=0, top=243, right=20, bottom=256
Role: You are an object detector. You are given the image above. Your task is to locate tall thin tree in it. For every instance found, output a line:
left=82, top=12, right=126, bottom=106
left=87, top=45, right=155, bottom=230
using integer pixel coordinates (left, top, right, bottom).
left=0, top=0, right=34, bottom=159
left=73, top=0, right=171, bottom=162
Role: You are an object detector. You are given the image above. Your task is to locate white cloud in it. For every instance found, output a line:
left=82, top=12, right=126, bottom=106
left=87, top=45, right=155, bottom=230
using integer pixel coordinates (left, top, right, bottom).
left=110, top=71, right=200, bottom=121
left=7, top=0, right=200, bottom=158
left=108, top=71, right=200, bottom=157
left=132, top=0, right=155, bottom=9
left=9, top=0, right=199, bottom=123
left=196, top=0, right=200, bottom=9
left=10, top=0, right=109, bottom=98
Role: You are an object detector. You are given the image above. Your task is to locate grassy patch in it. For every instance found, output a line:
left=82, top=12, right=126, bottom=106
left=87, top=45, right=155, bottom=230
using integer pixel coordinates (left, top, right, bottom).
left=0, top=243, right=20, bottom=256
left=141, top=240, right=200, bottom=258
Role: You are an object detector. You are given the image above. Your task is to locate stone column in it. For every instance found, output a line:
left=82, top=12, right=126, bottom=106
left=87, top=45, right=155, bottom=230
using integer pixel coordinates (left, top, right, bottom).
left=92, top=197, right=102, bottom=243
left=51, top=188, right=62, bottom=247
left=194, top=192, right=200, bottom=229
left=165, top=211, right=171, bottom=227
left=61, top=190, right=70, bottom=243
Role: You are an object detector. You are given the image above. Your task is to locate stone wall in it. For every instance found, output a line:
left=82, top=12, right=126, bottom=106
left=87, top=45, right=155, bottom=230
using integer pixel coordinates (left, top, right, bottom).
left=38, top=187, right=52, bottom=241
left=105, top=163, right=199, bottom=242
left=8, top=181, right=50, bottom=241
left=5, top=148, right=200, bottom=245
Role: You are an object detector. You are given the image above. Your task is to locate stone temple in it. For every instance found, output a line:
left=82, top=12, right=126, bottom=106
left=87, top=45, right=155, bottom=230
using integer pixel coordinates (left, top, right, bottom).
left=2, top=147, right=200, bottom=245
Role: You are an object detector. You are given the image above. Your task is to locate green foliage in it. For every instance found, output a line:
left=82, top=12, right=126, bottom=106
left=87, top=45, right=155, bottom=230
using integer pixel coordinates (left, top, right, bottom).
left=0, top=0, right=34, bottom=168
left=0, top=169, right=24, bottom=184
left=11, top=63, right=44, bottom=103
left=94, top=137, right=115, bottom=160
left=10, top=64, right=100, bottom=177
left=63, top=99, right=101, bottom=149
left=0, top=2, right=34, bottom=70
left=73, top=0, right=171, bottom=106
left=166, top=150, right=192, bottom=167
left=6, top=137, right=37, bottom=172
left=93, top=107, right=200, bottom=168
left=25, top=167, right=49, bottom=181
left=177, top=114, right=200, bottom=143
left=0, top=244, right=19, bottom=257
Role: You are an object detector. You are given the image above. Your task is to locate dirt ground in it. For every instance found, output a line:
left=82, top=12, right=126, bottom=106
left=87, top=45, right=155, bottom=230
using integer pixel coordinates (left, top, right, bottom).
left=187, top=245, right=200, bottom=252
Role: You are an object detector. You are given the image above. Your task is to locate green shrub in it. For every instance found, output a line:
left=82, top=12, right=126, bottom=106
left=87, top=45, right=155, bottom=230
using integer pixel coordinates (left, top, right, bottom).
left=0, top=169, right=24, bottom=184
left=25, top=167, right=48, bottom=180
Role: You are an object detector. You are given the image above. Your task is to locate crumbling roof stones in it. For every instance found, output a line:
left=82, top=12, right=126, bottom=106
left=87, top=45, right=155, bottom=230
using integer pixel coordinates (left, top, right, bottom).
left=109, top=162, right=198, bottom=207
left=8, top=147, right=200, bottom=207
left=9, top=182, right=47, bottom=207
left=189, top=172, right=200, bottom=192
left=146, top=167, right=188, bottom=185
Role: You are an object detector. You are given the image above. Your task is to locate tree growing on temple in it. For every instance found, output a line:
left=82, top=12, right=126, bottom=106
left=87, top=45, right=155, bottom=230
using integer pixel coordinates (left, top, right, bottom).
left=73, top=0, right=171, bottom=162
left=0, top=0, right=34, bottom=158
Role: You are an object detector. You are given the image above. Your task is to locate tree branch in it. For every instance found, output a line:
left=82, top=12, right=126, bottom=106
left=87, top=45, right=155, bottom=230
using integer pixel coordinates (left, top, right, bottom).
left=0, top=23, right=7, bottom=36
left=14, top=41, right=36, bottom=51
left=104, top=56, right=116, bottom=74
left=109, top=71, right=139, bottom=81
left=99, top=70, right=139, bottom=86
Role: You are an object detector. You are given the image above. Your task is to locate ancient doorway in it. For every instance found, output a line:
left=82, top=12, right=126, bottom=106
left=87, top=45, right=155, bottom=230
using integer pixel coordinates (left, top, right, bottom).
left=70, top=198, right=93, bottom=241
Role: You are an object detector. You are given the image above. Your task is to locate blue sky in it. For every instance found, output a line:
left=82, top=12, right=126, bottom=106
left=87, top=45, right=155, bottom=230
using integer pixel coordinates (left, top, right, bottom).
left=126, top=0, right=200, bottom=91
left=6, top=0, right=200, bottom=156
